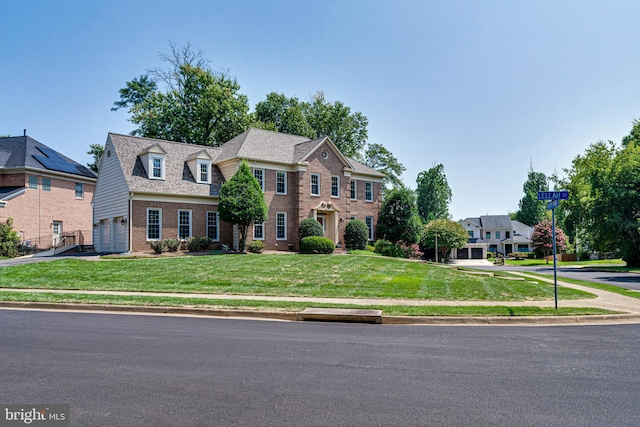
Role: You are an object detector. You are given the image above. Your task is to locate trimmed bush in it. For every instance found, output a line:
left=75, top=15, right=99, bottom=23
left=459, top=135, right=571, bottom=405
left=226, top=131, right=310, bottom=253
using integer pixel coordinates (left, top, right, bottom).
left=186, top=236, right=213, bottom=252
left=507, top=252, right=528, bottom=260
left=344, top=219, right=369, bottom=250
left=299, top=218, right=324, bottom=241
left=247, top=240, right=265, bottom=253
left=300, top=236, right=335, bottom=254
left=149, top=240, right=166, bottom=254
left=373, top=239, right=402, bottom=257
left=397, top=241, right=423, bottom=259
left=164, top=238, right=180, bottom=252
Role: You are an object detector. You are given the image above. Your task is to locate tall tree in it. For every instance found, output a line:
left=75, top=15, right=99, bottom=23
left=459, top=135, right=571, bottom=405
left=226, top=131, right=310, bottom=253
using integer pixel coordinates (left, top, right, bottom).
left=363, top=143, right=406, bottom=188
left=218, top=161, right=268, bottom=253
left=254, top=92, right=314, bottom=138
left=112, top=41, right=251, bottom=146
left=86, top=144, right=104, bottom=173
left=514, top=167, right=548, bottom=226
left=415, top=164, right=452, bottom=223
left=376, top=187, right=422, bottom=244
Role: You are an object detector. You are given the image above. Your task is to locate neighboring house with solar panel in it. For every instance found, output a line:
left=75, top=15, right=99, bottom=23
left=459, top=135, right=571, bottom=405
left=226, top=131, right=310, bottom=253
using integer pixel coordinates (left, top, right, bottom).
left=92, top=128, right=385, bottom=253
left=0, top=133, right=97, bottom=251
left=453, top=215, right=534, bottom=259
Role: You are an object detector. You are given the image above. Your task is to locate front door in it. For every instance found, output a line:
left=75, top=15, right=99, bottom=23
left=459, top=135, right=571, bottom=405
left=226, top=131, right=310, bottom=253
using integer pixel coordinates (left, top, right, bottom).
left=317, top=215, right=326, bottom=236
left=505, top=244, right=513, bottom=255
left=52, top=221, right=62, bottom=247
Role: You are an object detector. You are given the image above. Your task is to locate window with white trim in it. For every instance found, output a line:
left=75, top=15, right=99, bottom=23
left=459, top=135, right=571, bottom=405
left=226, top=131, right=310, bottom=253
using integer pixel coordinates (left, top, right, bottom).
left=151, top=156, right=164, bottom=180
left=350, top=180, right=357, bottom=200
left=253, top=169, right=264, bottom=191
left=276, top=212, right=287, bottom=240
left=331, top=176, right=340, bottom=198
left=197, top=161, right=210, bottom=183
left=365, top=182, right=373, bottom=202
left=365, top=216, right=374, bottom=241
left=485, top=231, right=491, bottom=239
left=276, top=171, right=287, bottom=195
left=75, top=183, right=84, bottom=199
left=207, top=211, right=219, bottom=241
left=147, top=209, right=161, bottom=240
left=253, top=220, right=264, bottom=240
left=28, top=176, right=38, bottom=189
left=178, top=210, right=192, bottom=240
left=496, top=231, right=501, bottom=239
left=42, top=178, right=51, bottom=191
left=310, top=173, right=320, bottom=196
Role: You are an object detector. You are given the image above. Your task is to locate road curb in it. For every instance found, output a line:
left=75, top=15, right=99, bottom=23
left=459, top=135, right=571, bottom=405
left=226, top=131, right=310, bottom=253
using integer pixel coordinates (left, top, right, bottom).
left=2, top=301, right=639, bottom=325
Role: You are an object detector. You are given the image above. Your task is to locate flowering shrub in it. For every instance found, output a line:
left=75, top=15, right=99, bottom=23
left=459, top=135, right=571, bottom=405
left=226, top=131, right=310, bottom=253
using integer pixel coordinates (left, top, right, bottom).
left=532, top=220, right=567, bottom=258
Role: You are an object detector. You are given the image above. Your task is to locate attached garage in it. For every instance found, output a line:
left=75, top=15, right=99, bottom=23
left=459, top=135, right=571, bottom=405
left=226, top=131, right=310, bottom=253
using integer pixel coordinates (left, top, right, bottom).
left=471, top=248, right=484, bottom=259
left=457, top=248, right=469, bottom=259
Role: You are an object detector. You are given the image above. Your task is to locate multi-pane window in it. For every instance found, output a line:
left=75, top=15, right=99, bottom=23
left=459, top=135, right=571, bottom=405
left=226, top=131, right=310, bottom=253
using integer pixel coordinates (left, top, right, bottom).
left=42, top=178, right=51, bottom=191
left=365, top=182, right=373, bottom=202
left=253, top=169, right=264, bottom=191
left=199, top=162, right=209, bottom=183
left=151, top=157, right=163, bottom=179
left=468, top=230, right=474, bottom=238
left=276, top=171, right=287, bottom=194
left=28, top=176, right=38, bottom=189
left=331, top=176, right=340, bottom=197
left=253, top=220, right=264, bottom=240
left=147, top=209, right=161, bottom=240
left=365, top=216, right=374, bottom=241
left=207, top=211, right=219, bottom=241
left=485, top=231, right=491, bottom=239
left=178, top=210, right=192, bottom=240
left=310, top=173, right=320, bottom=196
left=350, top=180, right=357, bottom=200
left=75, top=183, right=84, bottom=199
left=276, top=212, right=287, bottom=240
left=496, top=231, right=501, bottom=239
left=505, top=231, right=511, bottom=238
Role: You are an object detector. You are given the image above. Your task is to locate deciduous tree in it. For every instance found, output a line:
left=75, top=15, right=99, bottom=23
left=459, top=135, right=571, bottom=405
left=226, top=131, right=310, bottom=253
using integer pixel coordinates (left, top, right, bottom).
left=515, top=167, right=548, bottom=226
left=376, top=187, right=422, bottom=244
left=531, top=220, right=567, bottom=261
left=416, top=164, right=452, bottom=223
left=86, top=144, right=104, bottom=173
left=419, top=219, right=469, bottom=262
left=113, top=41, right=251, bottom=147
left=218, top=161, right=268, bottom=252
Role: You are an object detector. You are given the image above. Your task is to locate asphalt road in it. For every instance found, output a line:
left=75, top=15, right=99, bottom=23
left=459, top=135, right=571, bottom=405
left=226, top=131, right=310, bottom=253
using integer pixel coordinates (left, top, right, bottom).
left=1, top=310, right=638, bottom=426
left=491, top=266, right=640, bottom=291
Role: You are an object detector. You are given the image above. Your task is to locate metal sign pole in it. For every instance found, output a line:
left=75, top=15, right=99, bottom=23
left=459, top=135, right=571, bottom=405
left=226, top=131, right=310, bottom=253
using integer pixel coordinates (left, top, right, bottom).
left=552, top=207, right=558, bottom=309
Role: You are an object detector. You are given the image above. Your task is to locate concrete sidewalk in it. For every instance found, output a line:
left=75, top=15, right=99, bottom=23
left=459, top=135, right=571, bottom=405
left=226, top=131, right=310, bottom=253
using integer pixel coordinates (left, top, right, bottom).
left=1, top=273, right=639, bottom=325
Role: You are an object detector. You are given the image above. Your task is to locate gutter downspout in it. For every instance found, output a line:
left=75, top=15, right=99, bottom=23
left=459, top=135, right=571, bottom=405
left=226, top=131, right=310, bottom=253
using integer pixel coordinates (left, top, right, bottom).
left=129, top=192, right=133, bottom=253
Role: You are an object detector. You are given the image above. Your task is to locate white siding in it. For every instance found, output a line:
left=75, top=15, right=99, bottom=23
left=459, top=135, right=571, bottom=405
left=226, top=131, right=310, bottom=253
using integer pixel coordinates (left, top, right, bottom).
left=92, top=137, right=130, bottom=251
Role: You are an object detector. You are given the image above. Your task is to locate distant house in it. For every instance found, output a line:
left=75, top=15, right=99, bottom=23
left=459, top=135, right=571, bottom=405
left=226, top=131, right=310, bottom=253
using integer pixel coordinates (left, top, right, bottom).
left=91, top=129, right=385, bottom=253
left=0, top=134, right=97, bottom=250
left=454, top=215, right=534, bottom=259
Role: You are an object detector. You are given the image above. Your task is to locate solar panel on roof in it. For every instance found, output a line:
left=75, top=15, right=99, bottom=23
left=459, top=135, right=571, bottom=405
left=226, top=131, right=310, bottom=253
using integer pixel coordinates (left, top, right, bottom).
left=33, top=146, right=95, bottom=178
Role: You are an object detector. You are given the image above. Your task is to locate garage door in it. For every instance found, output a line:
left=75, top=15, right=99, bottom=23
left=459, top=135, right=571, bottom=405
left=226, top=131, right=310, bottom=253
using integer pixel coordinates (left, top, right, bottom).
left=471, top=248, right=484, bottom=259
left=457, top=248, right=469, bottom=259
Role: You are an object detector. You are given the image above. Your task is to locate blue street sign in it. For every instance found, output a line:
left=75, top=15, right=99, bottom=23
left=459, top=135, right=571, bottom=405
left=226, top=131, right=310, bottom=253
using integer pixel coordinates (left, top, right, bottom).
left=547, top=199, right=559, bottom=210
left=538, top=190, right=569, bottom=201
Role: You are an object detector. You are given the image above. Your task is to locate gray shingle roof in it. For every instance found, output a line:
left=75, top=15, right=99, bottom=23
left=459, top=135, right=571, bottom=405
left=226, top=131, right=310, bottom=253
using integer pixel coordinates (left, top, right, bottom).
left=480, top=215, right=513, bottom=229
left=109, top=133, right=223, bottom=196
left=0, top=136, right=96, bottom=179
left=109, top=129, right=385, bottom=196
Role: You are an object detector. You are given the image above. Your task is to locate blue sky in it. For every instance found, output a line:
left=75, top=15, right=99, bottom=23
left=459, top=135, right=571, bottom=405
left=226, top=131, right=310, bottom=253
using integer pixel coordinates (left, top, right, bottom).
left=2, top=0, right=639, bottom=220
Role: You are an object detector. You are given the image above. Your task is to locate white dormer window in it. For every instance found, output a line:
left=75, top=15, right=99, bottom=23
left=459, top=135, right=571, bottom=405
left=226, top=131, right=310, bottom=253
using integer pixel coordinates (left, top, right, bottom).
left=197, top=160, right=211, bottom=184
left=150, top=155, right=165, bottom=180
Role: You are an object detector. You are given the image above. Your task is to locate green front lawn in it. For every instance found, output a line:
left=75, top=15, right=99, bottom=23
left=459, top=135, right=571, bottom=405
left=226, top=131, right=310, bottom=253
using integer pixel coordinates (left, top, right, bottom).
left=0, top=254, right=593, bottom=301
left=0, top=292, right=614, bottom=317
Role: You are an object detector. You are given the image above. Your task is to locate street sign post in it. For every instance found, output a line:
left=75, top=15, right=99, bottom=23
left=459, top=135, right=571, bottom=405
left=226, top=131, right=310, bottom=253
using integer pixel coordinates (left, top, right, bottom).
left=537, top=190, right=570, bottom=309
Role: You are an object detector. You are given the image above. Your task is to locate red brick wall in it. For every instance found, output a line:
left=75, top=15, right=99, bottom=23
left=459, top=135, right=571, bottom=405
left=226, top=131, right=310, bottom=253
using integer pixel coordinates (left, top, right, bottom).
left=0, top=173, right=94, bottom=247
left=131, top=200, right=233, bottom=252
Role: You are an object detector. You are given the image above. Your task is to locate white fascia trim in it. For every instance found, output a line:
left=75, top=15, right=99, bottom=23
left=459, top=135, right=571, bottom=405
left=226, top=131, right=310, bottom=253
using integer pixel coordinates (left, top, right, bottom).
left=349, top=172, right=384, bottom=183
left=17, top=167, right=97, bottom=183
left=132, top=192, right=219, bottom=205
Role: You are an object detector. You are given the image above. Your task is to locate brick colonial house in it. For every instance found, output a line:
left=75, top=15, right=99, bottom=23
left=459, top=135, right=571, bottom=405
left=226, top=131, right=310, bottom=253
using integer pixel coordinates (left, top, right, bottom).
left=0, top=134, right=96, bottom=249
left=92, top=129, right=384, bottom=253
